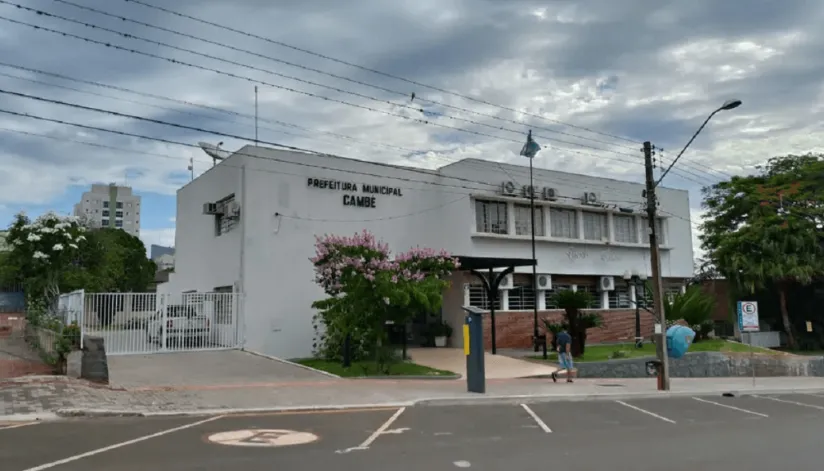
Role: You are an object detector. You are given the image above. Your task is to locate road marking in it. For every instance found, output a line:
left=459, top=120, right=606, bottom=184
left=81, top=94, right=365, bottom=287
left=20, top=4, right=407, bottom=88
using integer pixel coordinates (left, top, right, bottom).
left=336, top=406, right=406, bottom=453
left=692, top=397, right=769, bottom=417
left=520, top=404, right=552, bottom=433
left=0, top=422, right=38, bottom=431
left=20, top=415, right=224, bottom=471
left=207, top=429, right=319, bottom=447
left=757, top=395, right=824, bottom=411
left=615, top=401, right=676, bottom=424
left=453, top=460, right=472, bottom=468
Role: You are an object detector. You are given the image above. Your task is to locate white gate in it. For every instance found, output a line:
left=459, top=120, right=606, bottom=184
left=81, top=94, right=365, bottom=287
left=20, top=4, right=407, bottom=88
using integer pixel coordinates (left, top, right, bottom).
left=79, top=292, right=243, bottom=355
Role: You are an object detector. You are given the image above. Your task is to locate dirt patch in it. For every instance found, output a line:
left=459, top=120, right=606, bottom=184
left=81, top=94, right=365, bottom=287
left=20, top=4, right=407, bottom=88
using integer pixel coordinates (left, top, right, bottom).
left=0, top=313, right=54, bottom=379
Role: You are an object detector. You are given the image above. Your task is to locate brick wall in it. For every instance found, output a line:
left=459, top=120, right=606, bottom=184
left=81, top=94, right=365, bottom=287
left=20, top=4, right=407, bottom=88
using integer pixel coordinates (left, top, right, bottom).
left=481, top=309, right=656, bottom=350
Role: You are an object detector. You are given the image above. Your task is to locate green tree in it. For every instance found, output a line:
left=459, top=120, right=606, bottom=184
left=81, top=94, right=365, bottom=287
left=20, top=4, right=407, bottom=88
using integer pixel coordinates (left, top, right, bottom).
left=701, top=153, right=824, bottom=349
left=546, top=289, right=597, bottom=357
left=664, top=285, right=715, bottom=341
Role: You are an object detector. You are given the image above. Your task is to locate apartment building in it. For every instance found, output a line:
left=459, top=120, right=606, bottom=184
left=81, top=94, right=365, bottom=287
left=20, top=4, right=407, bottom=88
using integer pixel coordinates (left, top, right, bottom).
left=73, top=184, right=141, bottom=236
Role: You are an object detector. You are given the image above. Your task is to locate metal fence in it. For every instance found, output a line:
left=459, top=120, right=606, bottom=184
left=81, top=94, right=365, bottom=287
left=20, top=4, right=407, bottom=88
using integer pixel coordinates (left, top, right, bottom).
left=75, top=292, right=242, bottom=355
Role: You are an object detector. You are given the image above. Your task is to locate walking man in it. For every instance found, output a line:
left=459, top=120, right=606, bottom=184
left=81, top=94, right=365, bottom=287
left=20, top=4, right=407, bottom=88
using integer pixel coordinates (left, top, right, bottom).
left=551, top=329, right=574, bottom=383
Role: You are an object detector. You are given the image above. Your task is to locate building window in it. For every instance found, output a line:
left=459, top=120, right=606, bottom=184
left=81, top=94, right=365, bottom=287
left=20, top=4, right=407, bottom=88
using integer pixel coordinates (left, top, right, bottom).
left=468, top=284, right=501, bottom=310
left=545, top=284, right=573, bottom=309
left=101, top=220, right=109, bottom=227
left=102, top=210, right=109, bottom=217
left=582, top=210, right=608, bottom=241
left=636, top=285, right=653, bottom=308
left=115, top=220, right=123, bottom=228
left=608, top=285, right=632, bottom=309
left=514, top=204, right=545, bottom=236
left=576, top=284, right=602, bottom=309
left=641, top=217, right=665, bottom=244
left=103, top=201, right=109, bottom=208
left=508, top=282, right=536, bottom=310
left=549, top=208, right=577, bottom=239
left=475, top=199, right=508, bottom=234
left=115, top=211, right=123, bottom=218
left=665, top=284, right=683, bottom=301
left=215, top=195, right=239, bottom=236
left=116, top=202, right=123, bottom=209
left=613, top=214, right=638, bottom=243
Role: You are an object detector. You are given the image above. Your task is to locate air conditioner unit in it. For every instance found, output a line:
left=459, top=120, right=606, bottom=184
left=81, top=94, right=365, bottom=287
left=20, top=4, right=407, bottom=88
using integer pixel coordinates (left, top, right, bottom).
left=598, top=276, right=615, bottom=291
left=542, top=187, right=558, bottom=200
left=521, top=185, right=536, bottom=198
left=501, top=181, right=518, bottom=196
left=535, top=274, right=552, bottom=291
left=227, top=201, right=241, bottom=218
left=497, top=274, right=514, bottom=290
left=582, top=192, right=599, bottom=205
left=202, top=202, right=220, bottom=215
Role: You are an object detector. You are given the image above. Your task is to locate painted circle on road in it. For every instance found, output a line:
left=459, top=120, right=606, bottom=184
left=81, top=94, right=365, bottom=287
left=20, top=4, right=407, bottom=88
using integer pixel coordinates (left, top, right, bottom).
left=207, top=429, right=319, bottom=447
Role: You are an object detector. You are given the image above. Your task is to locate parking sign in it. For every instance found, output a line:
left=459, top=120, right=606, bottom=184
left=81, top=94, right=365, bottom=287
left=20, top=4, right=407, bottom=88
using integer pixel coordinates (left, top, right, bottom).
left=737, top=301, right=760, bottom=332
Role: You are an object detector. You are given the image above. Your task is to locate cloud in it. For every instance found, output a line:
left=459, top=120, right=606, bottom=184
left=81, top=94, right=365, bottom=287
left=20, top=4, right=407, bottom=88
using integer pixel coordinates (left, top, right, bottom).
left=2, top=0, right=823, bottom=261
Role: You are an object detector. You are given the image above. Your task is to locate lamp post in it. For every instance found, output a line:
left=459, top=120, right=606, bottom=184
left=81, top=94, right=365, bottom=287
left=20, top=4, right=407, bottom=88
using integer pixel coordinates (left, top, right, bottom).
left=622, top=270, right=649, bottom=349
left=645, top=98, right=742, bottom=391
left=520, top=131, right=542, bottom=352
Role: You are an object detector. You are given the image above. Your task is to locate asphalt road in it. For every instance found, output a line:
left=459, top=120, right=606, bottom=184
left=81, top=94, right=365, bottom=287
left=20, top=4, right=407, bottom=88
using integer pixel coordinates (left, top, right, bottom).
left=3, top=393, right=824, bottom=470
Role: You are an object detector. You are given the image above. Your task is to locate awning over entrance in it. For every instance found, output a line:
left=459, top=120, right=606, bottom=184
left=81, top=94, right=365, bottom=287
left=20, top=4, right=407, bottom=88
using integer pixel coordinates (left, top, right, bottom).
left=454, top=256, right=536, bottom=355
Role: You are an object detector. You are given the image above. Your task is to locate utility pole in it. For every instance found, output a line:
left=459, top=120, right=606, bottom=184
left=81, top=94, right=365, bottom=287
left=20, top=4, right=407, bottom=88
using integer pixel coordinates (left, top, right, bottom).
left=643, top=141, right=670, bottom=391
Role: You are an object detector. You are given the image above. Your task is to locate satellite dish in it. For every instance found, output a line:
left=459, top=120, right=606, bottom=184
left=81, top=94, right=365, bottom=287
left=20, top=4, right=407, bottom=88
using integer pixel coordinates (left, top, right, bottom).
left=198, top=141, right=229, bottom=165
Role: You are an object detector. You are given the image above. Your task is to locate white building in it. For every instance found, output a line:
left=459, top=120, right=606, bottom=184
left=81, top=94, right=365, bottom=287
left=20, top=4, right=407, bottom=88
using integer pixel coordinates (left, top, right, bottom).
left=166, top=145, right=694, bottom=359
left=73, top=184, right=141, bottom=236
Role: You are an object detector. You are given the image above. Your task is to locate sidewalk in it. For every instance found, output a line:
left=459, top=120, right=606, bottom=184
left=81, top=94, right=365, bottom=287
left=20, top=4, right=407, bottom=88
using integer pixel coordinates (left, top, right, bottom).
left=3, top=375, right=824, bottom=420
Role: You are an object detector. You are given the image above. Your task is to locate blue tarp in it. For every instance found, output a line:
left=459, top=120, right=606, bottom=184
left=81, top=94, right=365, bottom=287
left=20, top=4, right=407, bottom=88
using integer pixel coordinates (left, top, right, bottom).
left=666, top=325, right=696, bottom=359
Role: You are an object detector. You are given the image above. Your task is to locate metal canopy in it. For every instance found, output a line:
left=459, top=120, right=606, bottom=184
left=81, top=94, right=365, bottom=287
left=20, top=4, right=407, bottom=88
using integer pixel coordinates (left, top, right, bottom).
left=454, top=256, right=536, bottom=355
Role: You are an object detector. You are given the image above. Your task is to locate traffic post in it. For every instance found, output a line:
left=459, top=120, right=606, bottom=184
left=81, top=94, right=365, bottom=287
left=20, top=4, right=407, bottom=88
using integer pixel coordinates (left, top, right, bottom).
left=462, top=306, right=486, bottom=393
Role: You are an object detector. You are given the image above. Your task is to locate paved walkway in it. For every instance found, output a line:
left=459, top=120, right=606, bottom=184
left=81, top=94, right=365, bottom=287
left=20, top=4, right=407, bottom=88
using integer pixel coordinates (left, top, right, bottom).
left=3, top=374, right=824, bottom=419
left=407, top=348, right=558, bottom=379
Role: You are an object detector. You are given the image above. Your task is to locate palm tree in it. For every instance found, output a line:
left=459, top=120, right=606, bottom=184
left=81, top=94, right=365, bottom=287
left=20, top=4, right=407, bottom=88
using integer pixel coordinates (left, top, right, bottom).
left=547, top=289, right=596, bottom=357
left=663, top=285, right=715, bottom=341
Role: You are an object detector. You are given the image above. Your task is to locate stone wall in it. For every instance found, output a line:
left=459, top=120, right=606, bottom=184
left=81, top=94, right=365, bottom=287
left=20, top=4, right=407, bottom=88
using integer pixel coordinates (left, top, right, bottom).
left=575, top=351, right=824, bottom=378
left=482, top=309, right=656, bottom=350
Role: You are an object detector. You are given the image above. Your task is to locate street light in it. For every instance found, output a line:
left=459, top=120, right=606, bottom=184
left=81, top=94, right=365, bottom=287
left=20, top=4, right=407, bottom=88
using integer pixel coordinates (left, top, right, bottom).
left=646, top=98, right=742, bottom=391
left=520, top=131, right=541, bottom=353
left=622, top=270, right=649, bottom=349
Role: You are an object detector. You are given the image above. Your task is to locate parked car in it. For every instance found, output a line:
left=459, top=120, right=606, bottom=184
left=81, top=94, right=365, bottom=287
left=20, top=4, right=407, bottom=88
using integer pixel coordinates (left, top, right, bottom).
left=146, top=304, right=210, bottom=347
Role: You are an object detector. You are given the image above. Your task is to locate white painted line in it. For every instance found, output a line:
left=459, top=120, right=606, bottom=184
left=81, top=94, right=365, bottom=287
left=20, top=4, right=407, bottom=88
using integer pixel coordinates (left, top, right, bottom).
left=337, top=406, right=406, bottom=453
left=0, top=422, right=38, bottom=431
left=520, top=404, right=552, bottom=433
left=615, top=400, right=676, bottom=424
left=692, top=397, right=769, bottom=417
left=757, top=395, right=824, bottom=411
left=20, top=415, right=224, bottom=471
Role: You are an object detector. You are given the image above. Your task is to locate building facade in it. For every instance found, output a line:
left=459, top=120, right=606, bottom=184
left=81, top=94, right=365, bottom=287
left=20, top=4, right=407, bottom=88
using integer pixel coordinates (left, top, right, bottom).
left=73, top=184, right=141, bottom=236
left=165, top=145, right=694, bottom=359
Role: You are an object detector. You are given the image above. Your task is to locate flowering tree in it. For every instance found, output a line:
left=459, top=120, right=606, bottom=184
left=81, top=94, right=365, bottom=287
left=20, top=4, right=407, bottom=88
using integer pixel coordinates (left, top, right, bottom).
left=310, top=230, right=460, bottom=365
left=4, top=211, right=87, bottom=303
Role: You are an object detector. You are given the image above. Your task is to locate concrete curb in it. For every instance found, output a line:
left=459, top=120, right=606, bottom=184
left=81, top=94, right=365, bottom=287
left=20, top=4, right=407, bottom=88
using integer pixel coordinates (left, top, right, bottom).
left=349, top=375, right=462, bottom=380
left=0, top=412, right=60, bottom=422
left=30, top=386, right=824, bottom=419
left=242, top=349, right=342, bottom=379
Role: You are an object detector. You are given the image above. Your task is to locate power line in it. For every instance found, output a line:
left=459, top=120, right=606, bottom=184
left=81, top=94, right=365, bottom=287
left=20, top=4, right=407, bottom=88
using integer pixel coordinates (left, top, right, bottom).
left=51, top=0, right=638, bottom=152
left=1, top=5, right=636, bottom=159
left=0, top=14, right=714, bottom=184
left=0, top=108, right=651, bottom=206
left=121, top=0, right=640, bottom=145
left=0, top=62, right=425, bottom=156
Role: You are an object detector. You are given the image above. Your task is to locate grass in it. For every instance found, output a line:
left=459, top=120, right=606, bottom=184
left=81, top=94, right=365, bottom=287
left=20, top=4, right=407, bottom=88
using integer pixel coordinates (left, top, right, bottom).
left=295, top=358, right=456, bottom=377
left=530, top=339, right=782, bottom=363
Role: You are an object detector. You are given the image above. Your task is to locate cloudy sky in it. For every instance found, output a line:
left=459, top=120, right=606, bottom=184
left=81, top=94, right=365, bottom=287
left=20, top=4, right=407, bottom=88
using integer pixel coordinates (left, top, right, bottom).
left=1, top=0, right=822, bottom=258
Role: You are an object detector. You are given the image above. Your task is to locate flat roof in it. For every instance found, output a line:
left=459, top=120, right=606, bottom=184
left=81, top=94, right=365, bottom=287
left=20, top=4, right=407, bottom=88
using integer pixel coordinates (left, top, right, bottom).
left=455, top=256, right=536, bottom=271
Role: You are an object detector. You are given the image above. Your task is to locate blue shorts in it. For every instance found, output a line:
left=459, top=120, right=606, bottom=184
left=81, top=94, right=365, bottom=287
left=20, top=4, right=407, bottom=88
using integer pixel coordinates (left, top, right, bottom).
left=558, top=352, right=574, bottom=371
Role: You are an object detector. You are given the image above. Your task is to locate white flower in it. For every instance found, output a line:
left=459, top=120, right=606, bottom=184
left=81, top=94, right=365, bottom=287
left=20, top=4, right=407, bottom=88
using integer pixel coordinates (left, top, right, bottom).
left=32, top=251, right=48, bottom=259
left=52, top=243, right=64, bottom=251
left=26, top=233, right=42, bottom=242
left=383, top=297, right=390, bottom=305
left=69, top=243, right=78, bottom=250
left=76, top=235, right=86, bottom=242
